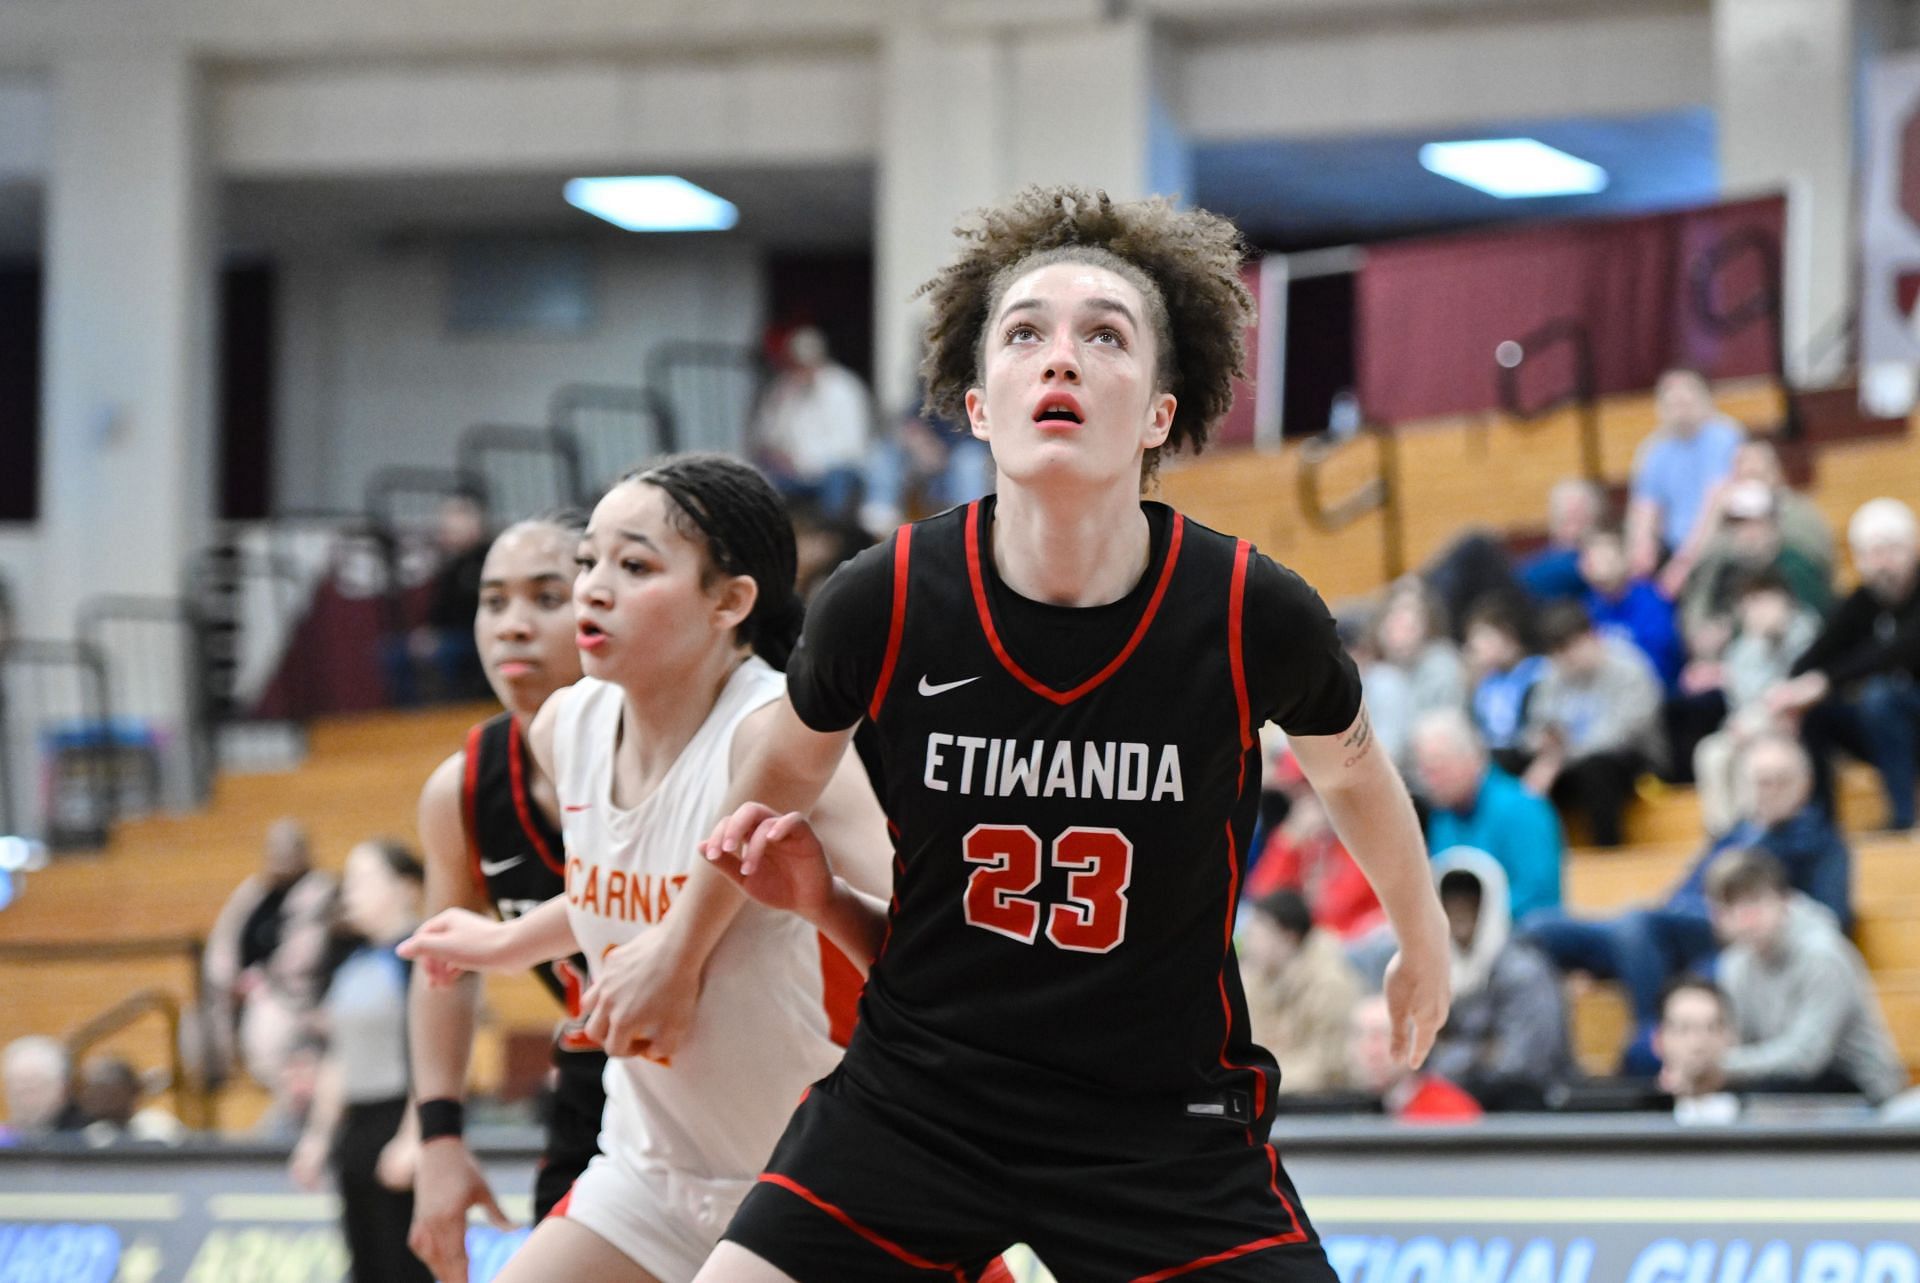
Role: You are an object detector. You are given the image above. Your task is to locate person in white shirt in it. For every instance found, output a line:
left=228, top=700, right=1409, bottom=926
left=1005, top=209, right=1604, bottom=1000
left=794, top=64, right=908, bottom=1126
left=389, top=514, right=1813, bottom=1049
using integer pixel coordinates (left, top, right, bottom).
left=753, top=327, right=873, bottom=519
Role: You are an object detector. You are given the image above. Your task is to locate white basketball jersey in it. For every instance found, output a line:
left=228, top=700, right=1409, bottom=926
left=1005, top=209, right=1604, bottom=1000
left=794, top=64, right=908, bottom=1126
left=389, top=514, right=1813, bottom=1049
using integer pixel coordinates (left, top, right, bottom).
left=552, top=659, right=855, bottom=1182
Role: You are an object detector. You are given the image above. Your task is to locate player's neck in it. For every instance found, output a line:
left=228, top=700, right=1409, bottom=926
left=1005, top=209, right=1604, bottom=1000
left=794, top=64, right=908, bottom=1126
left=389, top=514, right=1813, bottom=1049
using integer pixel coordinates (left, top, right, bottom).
left=991, top=480, right=1150, bottom=607
left=609, top=648, right=744, bottom=803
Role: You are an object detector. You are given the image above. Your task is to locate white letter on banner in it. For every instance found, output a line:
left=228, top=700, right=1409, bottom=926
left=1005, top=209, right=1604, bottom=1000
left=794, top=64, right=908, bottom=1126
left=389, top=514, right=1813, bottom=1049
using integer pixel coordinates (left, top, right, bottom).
left=1389, top=1238, right=1449, bottom=1283
left=1507, top=1242, right=1556, bottom=1283
left=1747, top=1244, right=1795, bottom=1283
left=1628, top=1241, right=1692, bottom=1283
left=1559, top=1240, right=1598, bottom=1283
left=1801, top=1242, right=1862, bottom=1283
left=1324, top=1237, right=1373, bottom=1283
left=1861, top=1244, right=1919, bottom=1283
left=1447, top=1238, right=1510, bottom=1283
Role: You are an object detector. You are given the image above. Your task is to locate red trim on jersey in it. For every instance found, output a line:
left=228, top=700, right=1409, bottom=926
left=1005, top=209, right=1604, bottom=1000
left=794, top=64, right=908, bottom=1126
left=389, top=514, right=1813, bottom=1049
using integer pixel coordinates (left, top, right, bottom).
left=461, top=723, right=486, bottom=896
left=1215, top=539, right=1269, bottom=1134
left=1205, top=549, right=1308, bottom=1239
left=757, top=1173, right=969, bottom=1281
left=1227, top=540, right=1254, bottom=753
left=868, top=526, right=915, bottom=722
left=817, top=933, right=864, bottom=1047
left=548, top=1185, right=576, bottom=1219
left=507, top=715, right=563, bottom=875
left=962, top=500, right=1186, bottom=706
left=1130, top=1227, right=1307, bottom=1282
left=1262, top=1142, right=1307, bottom=1240
left=1126, top=1146, right=1309, bottom=1281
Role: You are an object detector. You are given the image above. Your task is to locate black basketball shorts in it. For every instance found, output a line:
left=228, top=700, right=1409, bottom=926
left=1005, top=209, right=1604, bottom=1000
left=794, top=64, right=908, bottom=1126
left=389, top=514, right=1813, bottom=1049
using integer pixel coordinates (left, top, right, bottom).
left=533, top=1045, right=609, bottom=1221
left=722, top=1070, right=1338, bottom=1283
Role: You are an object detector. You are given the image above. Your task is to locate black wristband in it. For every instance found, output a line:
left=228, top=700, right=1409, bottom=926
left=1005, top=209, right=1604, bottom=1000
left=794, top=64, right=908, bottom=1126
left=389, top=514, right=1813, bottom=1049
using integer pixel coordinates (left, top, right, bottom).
left=416, top=1097, right=465, bottom=1141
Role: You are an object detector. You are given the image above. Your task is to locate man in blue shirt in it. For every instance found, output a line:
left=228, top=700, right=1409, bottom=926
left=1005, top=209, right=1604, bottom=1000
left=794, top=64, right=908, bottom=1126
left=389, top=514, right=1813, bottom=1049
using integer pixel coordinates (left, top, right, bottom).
left=1412, top=709, right=1565, bottom=921
left=1626, top=369, right=1745, bottom=579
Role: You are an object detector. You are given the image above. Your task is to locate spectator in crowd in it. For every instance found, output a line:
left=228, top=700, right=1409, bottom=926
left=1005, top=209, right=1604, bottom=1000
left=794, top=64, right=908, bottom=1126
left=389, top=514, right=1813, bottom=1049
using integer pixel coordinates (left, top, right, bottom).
left=1626, top=368, right=1745, bottom=579
left=1518, top=478, right=1605, bottom=603
left=1413, top=710, right=1563, bottom=922
left=1363, top=579, right=1467, bottom=779
left=1523, top=736, right=1853, bottom=1070
left=1677, top=480, right=1830, bottom=639
left=862, top=399, right=994, bottom=535
left=1691, top=575, right=1822, bottom=834
left=1706, top=850, right=1906, bottom=1103
left=1, top=1036, right=84, bottom=1138
left=1426, top=850, right=1574, bottom=1109
left=388, top=491, right=491, bottom=705
left=791, top=507, right=875, bottom=603
left=752, top=325, right=873, bottom=519
left=1239, top=890, right=1364, bottom=1096
left=1462, top=597, right=1547, bottom=775
left=1659, top=437, right=1834, bottom=598
left=1579, top=529, right=1683, bottom=689
left=75, top=1055, right=185, bottom=1145
left=1346, top=994, right=1483, bottom=1123
left=201, top=819, right=337, bottom=1109
left=1771, top=498, right=1920, bottom=831
left=1246, top=751, right=1386, bottom=944
left=290, top=840, right=431, bottom=1283
left=1653, top=978, right=1742, bottom=1125
left=1522, top=602, right=1667, bottom=847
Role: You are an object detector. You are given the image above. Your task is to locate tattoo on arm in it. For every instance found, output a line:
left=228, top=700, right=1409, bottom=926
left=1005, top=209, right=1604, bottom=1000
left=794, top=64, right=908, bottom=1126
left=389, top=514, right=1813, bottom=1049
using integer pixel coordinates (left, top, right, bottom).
left=1341, top=708, right=1374, bottom=768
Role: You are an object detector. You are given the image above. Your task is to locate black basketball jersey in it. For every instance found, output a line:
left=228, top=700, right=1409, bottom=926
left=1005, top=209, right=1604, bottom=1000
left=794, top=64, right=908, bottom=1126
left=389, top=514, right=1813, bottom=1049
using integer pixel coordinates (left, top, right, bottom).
left=786, top=497, right=1361, bottom=1156
left=463, top=713, right=598, bottom=1051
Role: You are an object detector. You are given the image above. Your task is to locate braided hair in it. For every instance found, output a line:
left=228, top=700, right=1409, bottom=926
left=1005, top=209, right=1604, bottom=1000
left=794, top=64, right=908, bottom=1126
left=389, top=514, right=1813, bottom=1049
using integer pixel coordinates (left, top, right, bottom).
left=618, top=454, right=804, bottom=671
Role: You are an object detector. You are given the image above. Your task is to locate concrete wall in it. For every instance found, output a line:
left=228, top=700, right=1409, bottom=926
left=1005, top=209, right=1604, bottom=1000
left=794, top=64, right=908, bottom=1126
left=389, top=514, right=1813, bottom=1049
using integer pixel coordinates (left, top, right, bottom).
left=271, top=236, right=765, bottom=512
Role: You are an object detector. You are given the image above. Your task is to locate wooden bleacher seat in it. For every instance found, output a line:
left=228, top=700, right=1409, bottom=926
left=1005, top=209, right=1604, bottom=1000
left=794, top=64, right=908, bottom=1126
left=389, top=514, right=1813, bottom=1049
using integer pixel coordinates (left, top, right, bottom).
left=0, top=702, right=559, bottom=1133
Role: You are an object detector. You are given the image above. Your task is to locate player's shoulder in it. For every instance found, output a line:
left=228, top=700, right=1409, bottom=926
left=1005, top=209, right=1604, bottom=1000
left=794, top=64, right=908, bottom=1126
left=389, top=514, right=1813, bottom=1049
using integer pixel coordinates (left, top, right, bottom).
left=1161, top=504, right=1326, bottom=606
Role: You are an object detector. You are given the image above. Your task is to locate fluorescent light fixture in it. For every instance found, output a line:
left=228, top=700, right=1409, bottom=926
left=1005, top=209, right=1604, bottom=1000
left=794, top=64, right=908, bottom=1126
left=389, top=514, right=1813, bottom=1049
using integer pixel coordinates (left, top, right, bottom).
left=564, top=176, right=739, bottom=232
left=1418, top=138, right=1609, bottom=199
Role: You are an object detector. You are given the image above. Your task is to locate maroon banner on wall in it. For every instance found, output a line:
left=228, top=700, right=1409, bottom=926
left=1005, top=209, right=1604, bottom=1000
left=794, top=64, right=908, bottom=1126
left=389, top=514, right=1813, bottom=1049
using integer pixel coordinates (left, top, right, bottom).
left=1355, top=195, right=1786, bottom=426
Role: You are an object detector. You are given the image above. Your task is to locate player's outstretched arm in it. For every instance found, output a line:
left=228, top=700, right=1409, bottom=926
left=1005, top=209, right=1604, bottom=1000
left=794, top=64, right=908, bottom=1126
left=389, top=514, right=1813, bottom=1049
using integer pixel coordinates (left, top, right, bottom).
left=1290, top=702, right=1451, bottom=1069
left=400, top=894, right=577, bottom=979
left=406, top=753, right=513, bottom=1283
left=703, top=803, right=889, bottom=972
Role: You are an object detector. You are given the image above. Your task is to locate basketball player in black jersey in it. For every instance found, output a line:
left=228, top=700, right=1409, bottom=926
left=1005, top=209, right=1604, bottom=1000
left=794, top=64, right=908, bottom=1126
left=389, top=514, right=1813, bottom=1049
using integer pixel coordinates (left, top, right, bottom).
left=405, top=514, right=604, bottom=1283
left=671, top=188, right=1452, bottom=1283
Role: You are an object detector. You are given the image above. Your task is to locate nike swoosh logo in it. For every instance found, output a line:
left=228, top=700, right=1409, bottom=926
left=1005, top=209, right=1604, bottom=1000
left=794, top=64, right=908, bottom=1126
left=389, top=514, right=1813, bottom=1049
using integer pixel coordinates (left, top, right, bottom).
left=478, top=856, right=525, bottom=877
left=918, top=675, right=981, bottom=697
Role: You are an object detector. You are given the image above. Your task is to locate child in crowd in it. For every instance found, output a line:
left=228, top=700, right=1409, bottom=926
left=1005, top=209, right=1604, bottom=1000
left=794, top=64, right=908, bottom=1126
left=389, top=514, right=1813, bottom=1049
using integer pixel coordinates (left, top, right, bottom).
left=1579, top=530, right=1683, bottom=690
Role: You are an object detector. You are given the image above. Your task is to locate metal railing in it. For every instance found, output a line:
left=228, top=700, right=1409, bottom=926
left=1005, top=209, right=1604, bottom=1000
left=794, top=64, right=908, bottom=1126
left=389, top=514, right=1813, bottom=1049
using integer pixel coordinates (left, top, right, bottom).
left=1492, top=318, right=1603, bottom=482
left=644, top=341, right=768, bottom=456
left=0, top=638, right=116, bottom=848
left=549, top=382, right=677, bottom=491
left=457, top=423, right=586, bottom=522
left=0, top=935, right=214, bottom=1131
left=76, top=595, right=214, bottom=809
left=1296, top=424, right=1405, bottom=582
left=1688, top=224, right=1798, bottom=438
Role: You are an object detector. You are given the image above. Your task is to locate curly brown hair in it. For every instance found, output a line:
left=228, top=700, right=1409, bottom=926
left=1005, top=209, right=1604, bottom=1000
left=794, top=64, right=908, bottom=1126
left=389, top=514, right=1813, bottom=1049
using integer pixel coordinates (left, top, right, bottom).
left=916, top=186, right=1253, bottom=477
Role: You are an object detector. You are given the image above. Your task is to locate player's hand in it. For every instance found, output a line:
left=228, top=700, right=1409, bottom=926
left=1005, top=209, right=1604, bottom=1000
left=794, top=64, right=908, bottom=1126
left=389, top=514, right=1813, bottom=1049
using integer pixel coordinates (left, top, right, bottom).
left=700, top=803, right=836, bottom=921
left=288, top=1131, right=330, bottom=1191
left=1382, top=937, right=1451, bottom=1071
left=408, top=1137, right=512, bottom=1283
left=375, top=1129, right=418, bottom=1192
left=579, top=929, right=700, bottom=1061
left=398, top=908, right=513, bottom=983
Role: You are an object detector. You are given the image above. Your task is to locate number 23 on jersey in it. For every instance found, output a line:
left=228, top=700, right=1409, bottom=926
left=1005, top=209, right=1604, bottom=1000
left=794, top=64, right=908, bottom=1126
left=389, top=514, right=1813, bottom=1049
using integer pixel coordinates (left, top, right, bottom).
left=961, top=825, right=1133, bottom=953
